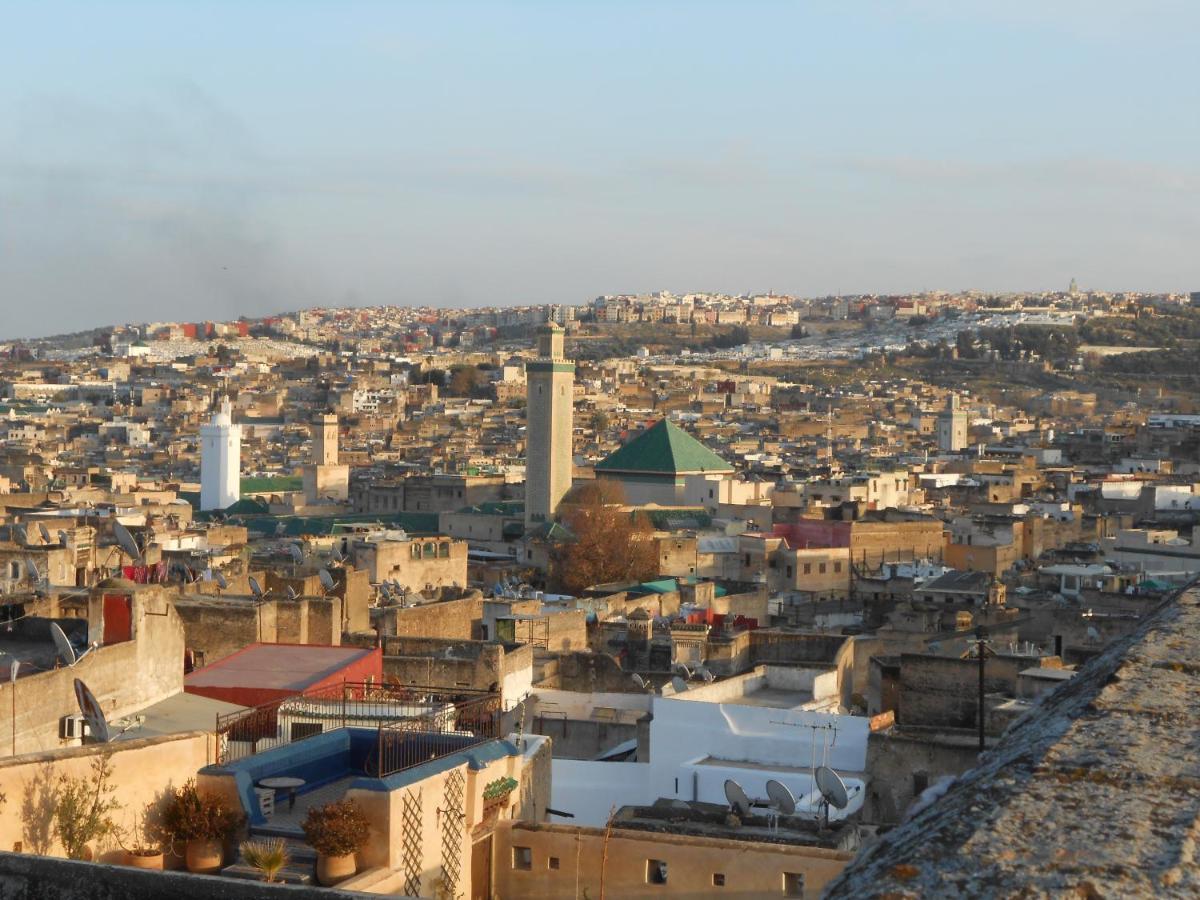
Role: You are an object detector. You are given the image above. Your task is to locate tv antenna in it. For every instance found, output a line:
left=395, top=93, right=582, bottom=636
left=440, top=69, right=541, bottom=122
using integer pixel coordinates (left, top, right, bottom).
left=765, top=779, right=796, bottom=832
left=50, top=622, right=95, bottom=668
left=73, top=678, right=111, bottom=743
left=814, top=765, right=849, bottom=829
left=723, top=779, right=752, bottom=819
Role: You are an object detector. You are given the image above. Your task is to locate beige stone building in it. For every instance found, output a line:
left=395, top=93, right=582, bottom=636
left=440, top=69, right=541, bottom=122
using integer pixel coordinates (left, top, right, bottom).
left=524, top=322, right=574, bottom=529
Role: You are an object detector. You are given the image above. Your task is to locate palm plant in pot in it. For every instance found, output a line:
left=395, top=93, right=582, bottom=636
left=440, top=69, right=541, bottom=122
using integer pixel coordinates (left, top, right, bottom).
left=301, top=799, right=370, bottom=886
left=162, top=780, right=245, bottom=873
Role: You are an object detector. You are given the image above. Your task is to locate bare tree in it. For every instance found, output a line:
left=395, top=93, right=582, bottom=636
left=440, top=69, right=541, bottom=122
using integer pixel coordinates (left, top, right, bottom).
left=550, top=481, right=657, bottom=594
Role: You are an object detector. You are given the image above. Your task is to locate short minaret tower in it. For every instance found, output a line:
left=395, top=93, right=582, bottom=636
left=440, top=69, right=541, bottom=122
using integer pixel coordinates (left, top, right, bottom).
left=200, top=396, right=241, bottom=510
left=525, top=321, right=574, bottom=529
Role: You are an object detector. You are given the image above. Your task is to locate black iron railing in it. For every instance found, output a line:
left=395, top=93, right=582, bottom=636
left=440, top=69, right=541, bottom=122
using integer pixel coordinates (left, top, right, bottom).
left=214, top=681, right=499, bottom=768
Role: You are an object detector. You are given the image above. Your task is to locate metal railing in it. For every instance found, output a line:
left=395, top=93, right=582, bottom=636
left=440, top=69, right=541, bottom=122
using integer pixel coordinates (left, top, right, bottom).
left=215, top=681, right=500, bottom=768
left=376, top=693, right=501, bottom=777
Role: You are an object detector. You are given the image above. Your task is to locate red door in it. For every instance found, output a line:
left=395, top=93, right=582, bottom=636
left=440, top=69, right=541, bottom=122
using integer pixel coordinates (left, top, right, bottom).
left=103, top=595, right=132, bottom=644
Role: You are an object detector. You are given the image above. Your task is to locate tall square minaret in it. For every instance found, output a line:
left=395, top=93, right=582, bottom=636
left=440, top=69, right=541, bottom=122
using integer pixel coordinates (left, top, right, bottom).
left=525, top=321, right=574, bottom=529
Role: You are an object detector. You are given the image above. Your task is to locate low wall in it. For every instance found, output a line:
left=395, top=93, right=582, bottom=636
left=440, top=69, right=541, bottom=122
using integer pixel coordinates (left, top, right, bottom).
left=0, top=852, right=369, bottom=898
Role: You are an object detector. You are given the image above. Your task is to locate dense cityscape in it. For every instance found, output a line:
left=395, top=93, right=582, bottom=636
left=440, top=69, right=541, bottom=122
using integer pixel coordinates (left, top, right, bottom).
left=0, top=284, right=1197, bottom=896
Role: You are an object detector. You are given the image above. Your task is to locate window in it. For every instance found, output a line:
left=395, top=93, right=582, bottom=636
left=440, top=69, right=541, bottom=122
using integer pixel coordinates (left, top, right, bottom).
left=833, top=562, right=842, bottom=573
left=713, top=873, right=726, bottom=887
left=548, top=857, right=560, bottom=870
left=439, top=543, right=450, bottom=558
left=646, top=859, right=668, bottom=885
left=7, top=561, right=18, bottom=580
left=819, top=563, right=826, bottom=574
left=512, top=847, right=532, bottom=870
left=785, top=565, right=793, bottom=578
left=782, top=872, right=805, bottom=896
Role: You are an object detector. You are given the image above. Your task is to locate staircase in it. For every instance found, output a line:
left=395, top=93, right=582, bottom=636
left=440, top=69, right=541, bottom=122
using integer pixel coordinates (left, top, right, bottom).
left=221, top=827, right=317, bottom=886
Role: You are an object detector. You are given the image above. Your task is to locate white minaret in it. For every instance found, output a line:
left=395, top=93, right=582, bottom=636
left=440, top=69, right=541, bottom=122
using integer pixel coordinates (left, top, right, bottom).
left=200, top=396, right=241, bottom=510
left=525, top=322, right=574, bottom=529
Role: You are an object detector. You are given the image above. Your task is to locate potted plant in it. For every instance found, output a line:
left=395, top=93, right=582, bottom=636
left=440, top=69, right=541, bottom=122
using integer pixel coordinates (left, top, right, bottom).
left=481, top=777, right=518, bottom=818
left=301, top=799, right=369, bottom=886
left=51, top=754, right=122, bottom=861
left=162, top=780, right=244, bottom=874
left=240, top=837, right=290, bottom=883
left=120, top=807, right=166, bottom=870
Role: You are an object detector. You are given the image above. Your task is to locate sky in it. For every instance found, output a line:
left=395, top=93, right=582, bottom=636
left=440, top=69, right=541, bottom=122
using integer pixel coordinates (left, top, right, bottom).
left=2, top=1, right=1199, bottom=339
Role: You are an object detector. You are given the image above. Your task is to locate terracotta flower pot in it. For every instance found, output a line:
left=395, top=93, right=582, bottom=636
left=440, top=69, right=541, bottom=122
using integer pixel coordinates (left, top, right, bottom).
left=126, top=850, right=165, bottom=870
left=317, top=852, right=357, bottom=886
left=185, top=838, right=224, bottom=874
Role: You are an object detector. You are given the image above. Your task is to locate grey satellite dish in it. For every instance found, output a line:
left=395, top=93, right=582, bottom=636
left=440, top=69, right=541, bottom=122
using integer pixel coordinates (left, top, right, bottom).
left=673, top=663, right=692, bottom=679
left=319, top=568, right=336, bottom=591
left=286, top=586, right=298, bottom=600
left=215, top=571, right=228, bottom=590
left=670, top=675, right=688, bottom=693
left=815, top=765, right=849, bottom=811
left=38, top=523, right=52, bottom=544
left=724, top=779, right=752, bottom=818
left=288, top=544, right=304, bottom=564
left=766, top=779, right=797, bottom=816
left=330, top=546, right=343, bottom=562
left=113, top=521, right=142, bottom=563
left=698, top=667, right=715, bottom=683
left=50, top=622, right=77, bottom=666
left=631, top=673, right=646, bottom=689
left=74, top=678, right=110, bottom=743
left=23, top=558, right=41, bottom=581
left=57, top=530, right=69, bottom=545
left=248, top=576, right=264, bottom=599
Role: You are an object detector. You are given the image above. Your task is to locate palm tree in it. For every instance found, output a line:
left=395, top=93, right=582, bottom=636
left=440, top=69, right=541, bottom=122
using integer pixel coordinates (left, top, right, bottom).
left=240, top=838, right=290, bottom=883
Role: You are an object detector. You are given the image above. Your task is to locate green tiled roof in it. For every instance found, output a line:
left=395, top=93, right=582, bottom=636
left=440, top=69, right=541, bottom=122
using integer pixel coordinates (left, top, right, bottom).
left=595, top=419, right=733, bottom=475
left=240, top=475, right=303, bottom=493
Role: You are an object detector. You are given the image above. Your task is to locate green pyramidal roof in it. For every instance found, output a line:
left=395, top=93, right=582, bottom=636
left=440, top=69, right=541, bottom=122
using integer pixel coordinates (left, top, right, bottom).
left=596, top=419, right=733, bottom=475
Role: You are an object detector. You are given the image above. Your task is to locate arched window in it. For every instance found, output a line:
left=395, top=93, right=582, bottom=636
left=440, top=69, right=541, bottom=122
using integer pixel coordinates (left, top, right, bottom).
left=423, top=542, right=436, bottom=558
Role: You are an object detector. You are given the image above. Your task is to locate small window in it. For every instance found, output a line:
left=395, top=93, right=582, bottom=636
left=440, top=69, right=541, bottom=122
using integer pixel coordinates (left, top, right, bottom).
left=713, top=873, right=726, bottom=887
left=803, top=563, right=811, bottom=575
left=833, top=562, right=842, bottom=573
left=783, top=872, right=805, bottom=896
left=548, top=857, right=560, bottom=870
left=512, top=847, right=532, bottom=870
left=646, top=859, right=668, bottom=885
left=819, top=563, right=826, bottom=574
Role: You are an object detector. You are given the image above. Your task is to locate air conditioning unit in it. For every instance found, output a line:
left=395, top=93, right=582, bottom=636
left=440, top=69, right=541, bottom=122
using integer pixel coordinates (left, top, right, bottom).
left=59, top=715, right=89, bottom=740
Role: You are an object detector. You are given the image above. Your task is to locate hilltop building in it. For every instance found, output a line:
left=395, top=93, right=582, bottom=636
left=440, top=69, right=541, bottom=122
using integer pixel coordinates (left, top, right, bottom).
left=525, top=322, right=574, bottom=530
left=199, top=396, right=240, bottom=511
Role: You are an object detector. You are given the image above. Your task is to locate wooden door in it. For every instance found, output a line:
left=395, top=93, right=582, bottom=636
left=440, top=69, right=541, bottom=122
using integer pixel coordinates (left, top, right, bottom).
left=471, top=835, right=493, bottom=900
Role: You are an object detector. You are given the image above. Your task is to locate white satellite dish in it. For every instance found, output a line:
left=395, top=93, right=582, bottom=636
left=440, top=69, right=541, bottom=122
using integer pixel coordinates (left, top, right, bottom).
left=815, top=765, right=849, bottom=811
left=49, top=622, right=77, bottom=666
left=9, top=660, right=19, bottom=683
left=318, top=569, right=336, bottom=592
left=766, top=779, right=797, bottom=816
left=74, top=678, right=110, bottom=743
left=288, top=544, right=304, bottom=564
left=631, top=673, right=646, bottom=689
left=670, top=675, right=688, bottom=693
left=113, top=521, right=142, bottom=563
left=673, top=663, right=692, bottom=679
left=215, top=571, right=228, bottom=590
left=248, top=576, right=264, bottom=599
left=286, top=586, right=298, bottom=600
left=724, top=779, right=752, bottom=818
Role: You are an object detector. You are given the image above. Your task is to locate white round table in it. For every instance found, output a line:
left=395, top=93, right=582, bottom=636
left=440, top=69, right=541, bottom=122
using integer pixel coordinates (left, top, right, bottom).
left=258, top=776, right=306, bottom=811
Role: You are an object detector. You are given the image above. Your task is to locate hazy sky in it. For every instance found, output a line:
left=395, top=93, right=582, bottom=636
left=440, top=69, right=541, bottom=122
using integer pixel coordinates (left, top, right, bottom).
left=2, top=2, right=1198, bottom=339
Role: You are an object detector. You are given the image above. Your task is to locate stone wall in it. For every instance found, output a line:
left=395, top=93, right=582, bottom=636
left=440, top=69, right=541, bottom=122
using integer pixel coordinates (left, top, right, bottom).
left=380, top=594, right=485, bottom=641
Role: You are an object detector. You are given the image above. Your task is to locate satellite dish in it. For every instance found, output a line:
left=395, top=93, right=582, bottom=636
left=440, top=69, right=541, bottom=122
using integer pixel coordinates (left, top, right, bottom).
left=670, top=675, right=688, bottom=693
left=23, top=558, right=41, bottom=582
left=215, top=571, right=228, bottom=590
left=766, top=779, right=797, bottom=816
left=288, top=544, right=304, bottom=564
left=724, top=779, right=752, bottom=818
left=673, top=663, right=692, bottom=679
left=631, top=673, right=646, bottom=689
left=38, top=523, right=52, bottom=544
left=330, top=546, right=344, bottom=562
left=57, top=530, right=69, bottom=545
left=697, top=667, right=715, bottom=683
left=74, top=678, right=110, bottom=743
left=319, top=569, right=336, bottom=592
left=815, top=765, right=849, bottom=811
left=248, top=576, right=264, bottom=599
left=50, top=622, right=77, bottom=666
left=9, top=660, right=19, bottom=683
left=286, top=586, right=298, bottom=600
left=113, top=521, right=142, bottom=563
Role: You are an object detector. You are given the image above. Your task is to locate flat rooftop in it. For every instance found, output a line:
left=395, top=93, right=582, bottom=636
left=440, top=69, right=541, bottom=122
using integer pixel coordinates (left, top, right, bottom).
left=185, top=644, right=375, bottom=693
